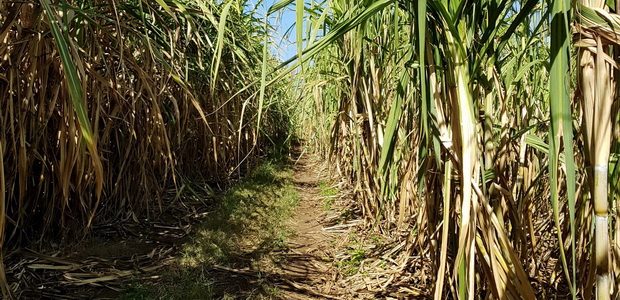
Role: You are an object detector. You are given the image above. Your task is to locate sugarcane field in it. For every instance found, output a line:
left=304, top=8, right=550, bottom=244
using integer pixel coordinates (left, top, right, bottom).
left=1, top=0, right=620, bottom=299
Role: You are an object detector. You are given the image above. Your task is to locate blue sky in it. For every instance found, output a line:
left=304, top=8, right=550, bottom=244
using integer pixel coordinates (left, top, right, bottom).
left=247, top=0, right=298, bottom=61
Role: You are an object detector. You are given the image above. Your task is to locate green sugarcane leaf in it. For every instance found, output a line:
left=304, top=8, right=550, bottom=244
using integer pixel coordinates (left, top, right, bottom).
left=210, top=0, right=234, bottom=97
left=549, top=0, right=576, bottom=297
left=40, top=0, right=104, bottom=203
left=269, top=0, right=295, bottom=15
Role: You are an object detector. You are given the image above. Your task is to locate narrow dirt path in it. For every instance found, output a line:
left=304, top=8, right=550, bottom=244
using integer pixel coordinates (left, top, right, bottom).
left=267, top=156, right=345, bottom=299
left=9, top=153, right=357, bottom=299
left=195, top=153, right=355, bottom=299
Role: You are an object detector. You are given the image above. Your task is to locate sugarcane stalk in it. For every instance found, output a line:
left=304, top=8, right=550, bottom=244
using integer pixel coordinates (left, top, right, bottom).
left=577, top=1, right=613, bottom=298
left=592, top=36, right=612, bottom=297
left=445, top=27, right=479, bottom=300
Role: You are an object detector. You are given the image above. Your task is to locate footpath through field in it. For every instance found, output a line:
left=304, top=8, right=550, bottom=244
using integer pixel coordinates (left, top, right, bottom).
left=11, top=152, right=359, bottom=299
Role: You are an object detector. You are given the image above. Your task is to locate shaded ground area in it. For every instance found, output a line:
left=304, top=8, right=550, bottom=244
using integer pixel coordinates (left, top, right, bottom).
left=4, top=151, right=567, bottom=299
left=7, top=153, right=364, bottom=299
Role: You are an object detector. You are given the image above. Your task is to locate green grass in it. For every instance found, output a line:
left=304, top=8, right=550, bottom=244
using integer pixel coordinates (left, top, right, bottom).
left=121, top=270, right=215, bottom=300
left=337, top=246, right=366, bottom=276
left=120, top=160, right=299, bottom=299
left=318, top=180, right=338, bottom=211
left=180, top=162, right=298, bottom=266
left=335, top=232, right=367, bottom=276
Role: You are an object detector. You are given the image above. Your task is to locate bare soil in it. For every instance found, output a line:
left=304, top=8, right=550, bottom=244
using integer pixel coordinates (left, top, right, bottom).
left=264, top=158, right=346, bottom=299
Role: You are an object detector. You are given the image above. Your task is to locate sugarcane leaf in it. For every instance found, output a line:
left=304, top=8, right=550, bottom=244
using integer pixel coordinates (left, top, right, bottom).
left=549, top=0, right=576, bottom=297
left=296, top=0, right=304, bottom=68
left=211, top=0, right=234, bottom=96
left=269, top=0, right=295, bottom=15
left=40, top=0, right=104, bottom=200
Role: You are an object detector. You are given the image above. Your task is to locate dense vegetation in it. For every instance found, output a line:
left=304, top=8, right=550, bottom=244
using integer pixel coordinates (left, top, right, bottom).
left=285, top=0, right=620, bottom=298
left=2, top=0, right=620, bottom=298
left=0, top=0, right=292, bottom=297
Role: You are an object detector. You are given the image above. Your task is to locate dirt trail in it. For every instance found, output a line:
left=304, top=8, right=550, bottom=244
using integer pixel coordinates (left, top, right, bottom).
left=268, top=157, right=345, bottom=299
left=193, top=154, right=354, bottom=299
left=191, top=154, right=352, bottom=299
left=8, top=153, right=354, bottom=299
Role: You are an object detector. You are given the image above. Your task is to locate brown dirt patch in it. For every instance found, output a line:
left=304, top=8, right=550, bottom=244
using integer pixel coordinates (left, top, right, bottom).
left=265, top=157, right=346, bottom=299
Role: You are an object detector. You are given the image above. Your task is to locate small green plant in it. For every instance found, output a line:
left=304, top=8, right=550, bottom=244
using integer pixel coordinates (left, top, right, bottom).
left=370, top=234, right=384, bottom=246
left=318, top=181, right=338, bottom=210
left=338, top=247, right=366, bottom=276
left=262, top=285, right=281, bottom=298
